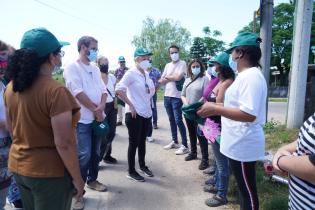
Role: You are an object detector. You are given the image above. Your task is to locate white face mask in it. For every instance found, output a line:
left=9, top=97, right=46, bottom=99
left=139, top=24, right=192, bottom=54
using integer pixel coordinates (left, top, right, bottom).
left=170, top=52, right=179, bottom=62
left=191, top=67, right=201, bottom=76
left=229, top=55, right=238, bottom=74
left=139, top=60, right=151, bottom=70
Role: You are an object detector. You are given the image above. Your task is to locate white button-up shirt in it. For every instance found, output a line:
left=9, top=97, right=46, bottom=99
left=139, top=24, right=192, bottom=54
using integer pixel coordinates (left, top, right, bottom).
left=64, top=60, right=107, bottom=124
left=115, top=67, right=155, bottom=118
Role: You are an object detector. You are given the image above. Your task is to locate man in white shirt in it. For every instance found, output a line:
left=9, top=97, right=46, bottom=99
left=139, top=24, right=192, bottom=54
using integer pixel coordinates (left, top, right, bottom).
left=64, top=36, right=107, bottom=210
left=159, top=45, right=188, bottom=155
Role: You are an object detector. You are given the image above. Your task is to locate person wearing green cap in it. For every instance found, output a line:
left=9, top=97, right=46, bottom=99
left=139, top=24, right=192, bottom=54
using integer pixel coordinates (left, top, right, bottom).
left=64, top=36, right=108, bottom=209
left=114, top=56, right=129, bottom=126
left=115, top=47, right=155, bottom=182
left=4, top=28, right=84, bottom=210
left=159, top=45, right=188, bottom=155
left=198, top=32, right=266, bottom=210
left=181, top=58, right=209, bottom=169
left=202, top=52, right=235, bottom=207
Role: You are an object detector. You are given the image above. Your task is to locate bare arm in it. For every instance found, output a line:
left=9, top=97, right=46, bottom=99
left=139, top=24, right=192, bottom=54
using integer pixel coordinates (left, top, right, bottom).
left=51, top=111, right=84, bottom=199
left=165, top=72, right=184, bottom=81
left=181, top=96, right=188, bottom=106
left=197, top=104, right=256, bottom=122
left=277, top=154, right=315, bottom=184
left=216, top=79, right=233, bottom=104
left=76, top=92, right=97, bottom=112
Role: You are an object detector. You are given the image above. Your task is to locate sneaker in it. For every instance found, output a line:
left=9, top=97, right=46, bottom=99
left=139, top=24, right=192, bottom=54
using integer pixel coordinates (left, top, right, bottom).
left=164, top=141, right=179, bottom=150
left=127, top=171, right=145, bottom=182
left=72, top=197, right=85, bottom=210
left=205, top=177, right=216, bottom=185
left=205, top=195, right=228, bottom=207
left=153, top=124, right=158, bottom=129
left=175, top=145, right=189, bottom=155
left=204, top=185, right=218, bottom=194
left=203, top=166, right=216, bottom=175
left=199, top=160, right=209, bottom=170
left=116, top=121, right=123, bottom=126
left=185, top=153, right=197, bottom=161
left=147, top=136, right=154, bottom=142
left=103, top=156, right=117, bottom=164
left=140, top=166, right=154, bottom=177
left=87, top=180, right=107, bottom=192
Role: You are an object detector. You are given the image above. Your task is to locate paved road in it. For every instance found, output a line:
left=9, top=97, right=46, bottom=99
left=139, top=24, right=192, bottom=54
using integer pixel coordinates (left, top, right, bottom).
left=267, top=102, right=287, bottom=124
left=5, top=102, right=286, bottom=210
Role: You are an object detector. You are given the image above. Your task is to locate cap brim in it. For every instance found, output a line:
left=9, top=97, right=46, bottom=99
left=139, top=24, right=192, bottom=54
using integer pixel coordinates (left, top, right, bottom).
left=59, top=41, right=70, bottom=47
left=225, top=47, right=234, bottom=54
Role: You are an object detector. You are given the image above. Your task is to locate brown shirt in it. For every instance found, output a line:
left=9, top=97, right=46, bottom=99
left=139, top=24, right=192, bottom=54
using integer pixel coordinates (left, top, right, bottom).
left=4, top=76, right=80, bottom=177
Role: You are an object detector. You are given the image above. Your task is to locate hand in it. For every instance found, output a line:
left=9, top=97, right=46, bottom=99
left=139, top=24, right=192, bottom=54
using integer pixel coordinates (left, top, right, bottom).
left=196, top=102, right=217, bottom=118
left=72, top=177, right=85, bottom=200
left=130, top=104, right=137, bottom=118
left=165, top=76, right=174, bottom=81
left=272, top=148, right=292, bottom=173
left=94, top=105, right=105, bottom=122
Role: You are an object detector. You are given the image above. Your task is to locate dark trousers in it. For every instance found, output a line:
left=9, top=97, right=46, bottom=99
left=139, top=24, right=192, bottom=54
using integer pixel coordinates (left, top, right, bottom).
left=184, top=117, right=208, bottom=160
left=100, top=102, right=117, bottom=159
left=229, top=159, right=259, bottom=210
left=147, top=93, right=157, bottom=137
left=125, top=113, right=151, bottom=173
left=14, top=172, right=73, bottom=210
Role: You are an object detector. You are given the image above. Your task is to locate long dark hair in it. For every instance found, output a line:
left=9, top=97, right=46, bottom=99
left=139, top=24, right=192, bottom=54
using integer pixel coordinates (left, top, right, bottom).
left=6, top=48, right=59, bottom=92
left=217, top=65, right=235, bottom=81
left=187, top=58, right=205, bottom=79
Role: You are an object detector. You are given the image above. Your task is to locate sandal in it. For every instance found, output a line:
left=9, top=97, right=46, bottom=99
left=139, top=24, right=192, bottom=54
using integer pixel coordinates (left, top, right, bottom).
left=205, top=195, right=228, bottom=207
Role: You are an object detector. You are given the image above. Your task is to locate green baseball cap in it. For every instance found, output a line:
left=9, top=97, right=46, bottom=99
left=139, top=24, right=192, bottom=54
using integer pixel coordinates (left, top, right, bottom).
left=20, top=28, right=69, bottom=57
left=182, top=102, right=205, bottom=125
left=118, top=56, right=125, bottom=62
left=134, top=47, right=152, bottom=58
left=210, top=52, right=230, bottom=68
left=226, top=32, right=262, bottom=53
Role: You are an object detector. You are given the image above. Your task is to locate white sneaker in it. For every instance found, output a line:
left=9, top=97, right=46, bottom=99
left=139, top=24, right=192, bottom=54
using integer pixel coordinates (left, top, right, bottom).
left=147, top=136, right=154, bottom=142
left=175, top=145, right=189, bottom=155
left=164, top=141, right=180, bottom=150
left=72, top=196, right=85, bottom=210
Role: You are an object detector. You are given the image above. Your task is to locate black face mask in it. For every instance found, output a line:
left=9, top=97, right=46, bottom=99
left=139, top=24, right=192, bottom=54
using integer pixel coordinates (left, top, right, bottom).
left=100, top=64, right=109, bottom=73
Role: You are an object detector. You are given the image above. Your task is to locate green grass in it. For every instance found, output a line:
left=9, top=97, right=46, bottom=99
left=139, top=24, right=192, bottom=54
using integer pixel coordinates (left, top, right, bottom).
left=52, top=73, right=65, bottom=85
left=268, top=98, right=288, bottom=102
left=228, top=119, right=298, bottom=210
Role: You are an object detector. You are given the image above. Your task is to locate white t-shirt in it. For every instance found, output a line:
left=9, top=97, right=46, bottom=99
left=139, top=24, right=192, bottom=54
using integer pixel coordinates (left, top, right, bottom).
left=105, top=74, right=116, bottom=103
left=220, top=67, right=267, bottom=162
left=0, top=82, right=9, bottom=138
left=64, top=60, right=107, bottom=124
left=115, top=67, right=155, bottom=118
left=162, top=60, right=187, bottom=98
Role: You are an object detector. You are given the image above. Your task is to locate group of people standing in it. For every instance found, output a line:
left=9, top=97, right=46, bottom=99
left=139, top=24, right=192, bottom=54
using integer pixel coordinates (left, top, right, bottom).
left=0, top=27, right=314, bottom=210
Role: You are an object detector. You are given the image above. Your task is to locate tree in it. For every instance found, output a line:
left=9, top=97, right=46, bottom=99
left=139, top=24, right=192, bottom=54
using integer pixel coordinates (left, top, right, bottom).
left=202, top=26, right=225, bottom=59
left=190, top=37, right=206, bottom=60
left=240, top=2, right=315, bottom=86
left=132, top=17, right=191, bottom=70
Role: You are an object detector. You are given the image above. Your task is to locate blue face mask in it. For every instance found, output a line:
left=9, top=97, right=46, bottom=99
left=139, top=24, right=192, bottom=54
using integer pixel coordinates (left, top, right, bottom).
left=192, top=67, right=201, bottom=76
left=229, top=55, right=238, bottom=73
left=211, top=67, right=218, bottom=77
left=87, top=50, right=97, bottom=62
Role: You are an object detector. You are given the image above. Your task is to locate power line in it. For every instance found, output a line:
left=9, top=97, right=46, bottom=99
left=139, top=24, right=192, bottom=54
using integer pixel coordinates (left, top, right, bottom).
left=33, top=0, right=109, bottom=32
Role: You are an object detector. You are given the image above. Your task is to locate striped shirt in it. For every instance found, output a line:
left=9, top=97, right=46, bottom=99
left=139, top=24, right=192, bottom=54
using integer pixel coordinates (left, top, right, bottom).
left=289, top=113, right=315, bottom=210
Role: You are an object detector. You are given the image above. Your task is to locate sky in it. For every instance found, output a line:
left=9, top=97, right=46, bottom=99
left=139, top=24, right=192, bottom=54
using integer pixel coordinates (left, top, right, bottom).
left=1, top=0, right=289, bottom=69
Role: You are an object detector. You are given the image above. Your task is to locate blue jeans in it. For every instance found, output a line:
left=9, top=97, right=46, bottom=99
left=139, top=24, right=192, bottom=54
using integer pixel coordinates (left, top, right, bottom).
left=211, top=142, right=229, bottom=198
left=164, top=96, right=187, bottom=147
left=76, top=123, right=102, bottom=183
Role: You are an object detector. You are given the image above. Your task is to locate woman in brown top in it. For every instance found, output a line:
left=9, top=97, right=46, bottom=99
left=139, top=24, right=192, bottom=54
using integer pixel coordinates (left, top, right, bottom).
left=4, top=28, right=84, bottom=210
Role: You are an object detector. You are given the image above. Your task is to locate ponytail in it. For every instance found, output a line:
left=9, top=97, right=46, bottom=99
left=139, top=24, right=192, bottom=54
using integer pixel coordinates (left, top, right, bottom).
left=7, top=49, right=47, bottom=92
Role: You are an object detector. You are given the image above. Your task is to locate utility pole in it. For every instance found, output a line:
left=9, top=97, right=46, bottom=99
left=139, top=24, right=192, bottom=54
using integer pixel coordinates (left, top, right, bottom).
left=260, top=0, right=274, bottom=117
left=287, top=0, right=313, bottom=128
